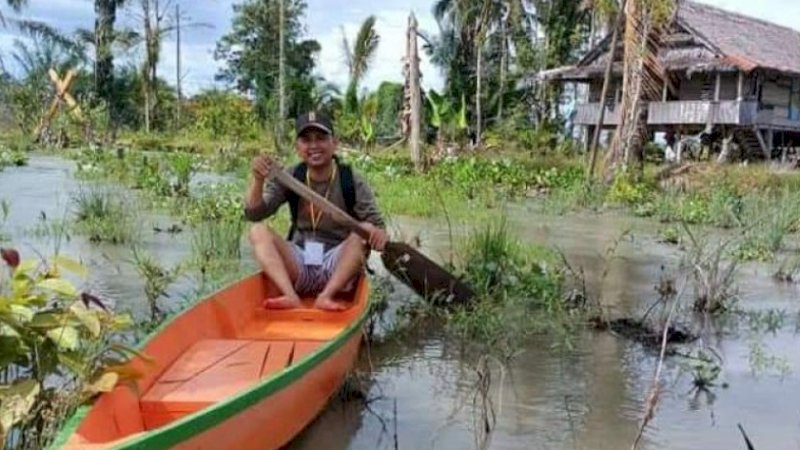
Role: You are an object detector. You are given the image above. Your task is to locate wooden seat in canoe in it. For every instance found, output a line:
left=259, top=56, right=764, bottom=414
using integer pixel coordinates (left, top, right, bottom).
left=139, top=339, right=322, bottom=429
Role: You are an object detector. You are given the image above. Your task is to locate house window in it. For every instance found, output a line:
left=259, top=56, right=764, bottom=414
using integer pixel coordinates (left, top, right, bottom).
left=790, top=78, right=800, bottom=120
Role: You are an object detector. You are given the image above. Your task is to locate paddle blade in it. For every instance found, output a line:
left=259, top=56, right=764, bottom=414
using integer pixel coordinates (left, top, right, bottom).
left=381, top=242, right=475, bottom=304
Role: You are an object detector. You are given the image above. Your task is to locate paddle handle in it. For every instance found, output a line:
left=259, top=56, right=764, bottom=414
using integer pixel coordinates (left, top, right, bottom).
left=270, top=166, right=371, bottom=241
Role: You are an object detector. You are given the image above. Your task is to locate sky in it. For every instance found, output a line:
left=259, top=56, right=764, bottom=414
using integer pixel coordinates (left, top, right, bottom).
left=0, top=0, right=799, bottom=97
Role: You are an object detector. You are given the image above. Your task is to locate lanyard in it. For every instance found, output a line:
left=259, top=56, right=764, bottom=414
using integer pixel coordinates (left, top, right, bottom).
left=306, top=164, right=337, bottom=233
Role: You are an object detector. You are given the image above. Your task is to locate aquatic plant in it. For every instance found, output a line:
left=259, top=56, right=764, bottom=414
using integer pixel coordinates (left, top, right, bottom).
left=130, top=247, right=182, bottom=328
left=70, top=187, right=138, bottom=245
left=446, top=219, right=581, bottom=358
left=681, top=225, right=739, bottom=314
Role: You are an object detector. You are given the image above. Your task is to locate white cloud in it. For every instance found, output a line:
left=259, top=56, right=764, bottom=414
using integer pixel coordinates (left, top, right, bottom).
left=158, top=40, right=226, bottom=95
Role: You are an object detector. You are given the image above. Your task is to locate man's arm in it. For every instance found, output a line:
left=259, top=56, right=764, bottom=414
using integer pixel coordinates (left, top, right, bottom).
left=243, top=156, right=288, bottom=222
left=351, top=172, right=389, bottom=251
left=352, top=173, right=385, bottom=228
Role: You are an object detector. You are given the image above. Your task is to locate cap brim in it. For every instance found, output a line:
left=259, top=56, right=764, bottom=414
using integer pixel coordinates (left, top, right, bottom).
left=297, top=123, right=333, bottom=136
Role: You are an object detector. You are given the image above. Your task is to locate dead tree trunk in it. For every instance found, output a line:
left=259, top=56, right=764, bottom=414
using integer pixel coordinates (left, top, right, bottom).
left=475, top=42, right=483, bottom=148
left=278, top=0, right=286, bottom=137
left=406, top=13, right=423, bottom=172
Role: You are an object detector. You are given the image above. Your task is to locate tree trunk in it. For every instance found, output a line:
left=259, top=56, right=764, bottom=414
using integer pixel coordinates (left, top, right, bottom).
left=94, top=0, right=117, bottom=129
left=407, top=13, right=423, bottom=172
left=278, top=0, right=286, bottom=134
left=588, top=0, right=626, bottom=181
left=175, top=2, right=181, bottom=127
left=496, top=23, right=507, bottom=123
left=475, top=43, right=482, bottom=148
left=716, top=130, right=734, bottom=164
left=143, top=0, right=151, bottom=133
left=605, top=0, right=665, bottom=181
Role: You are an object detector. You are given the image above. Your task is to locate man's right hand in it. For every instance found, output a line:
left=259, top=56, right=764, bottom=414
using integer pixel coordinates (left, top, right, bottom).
left=251, top=155, right=273, bottom=181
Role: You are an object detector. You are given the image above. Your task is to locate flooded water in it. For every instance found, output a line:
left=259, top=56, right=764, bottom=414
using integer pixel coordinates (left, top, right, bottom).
left=2, top=155, right=799, bottom=449
left=0, top=155, right=247, bottom=318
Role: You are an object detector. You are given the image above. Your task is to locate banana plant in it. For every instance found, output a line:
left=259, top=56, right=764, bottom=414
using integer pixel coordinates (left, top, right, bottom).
left=426, top=89, right=467, bottom=155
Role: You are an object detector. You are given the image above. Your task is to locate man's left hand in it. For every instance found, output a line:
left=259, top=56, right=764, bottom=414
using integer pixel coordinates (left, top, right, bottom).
left=360, top=222, right=388, bottom=251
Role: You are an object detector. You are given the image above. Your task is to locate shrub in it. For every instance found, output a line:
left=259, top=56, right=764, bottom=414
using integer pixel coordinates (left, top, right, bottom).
left=0, top=249, right=135, bottom=450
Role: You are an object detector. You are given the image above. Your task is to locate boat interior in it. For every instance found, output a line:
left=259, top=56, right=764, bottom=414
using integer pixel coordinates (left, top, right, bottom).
left=68, top=274, right=367, bottom=446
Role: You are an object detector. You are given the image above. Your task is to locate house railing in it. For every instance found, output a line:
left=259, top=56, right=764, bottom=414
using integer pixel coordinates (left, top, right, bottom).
left=573, top=103, right=621, bottom=126
left=755, top=109, right=800, bottom=131
left=647, top=100, right=758, bottom=125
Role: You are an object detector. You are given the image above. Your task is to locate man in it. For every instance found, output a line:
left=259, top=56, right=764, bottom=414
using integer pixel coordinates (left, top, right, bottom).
left=244, top=111, right=388, bottom=311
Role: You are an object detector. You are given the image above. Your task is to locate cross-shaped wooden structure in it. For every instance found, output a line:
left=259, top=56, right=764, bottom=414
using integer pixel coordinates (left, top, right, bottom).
left=34, top=68, right=85, bottom=140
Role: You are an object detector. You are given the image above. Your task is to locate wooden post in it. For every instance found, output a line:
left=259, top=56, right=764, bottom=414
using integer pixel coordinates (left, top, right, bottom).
left=278, top=0, right=286, bottom=138
left=662, top=79, right=668, bottom=101
left=717, top=129, right=734, bottom=164
left=767, top=128, right=774, bottom=161
left=34, top=69, right=85, bottom=139
left=737, top=71, right=744, bottom=101
left=175, top=2, right=181, bottom=127
left=714, top=72, right=721, bottom=101
left=407, top=13, right=422, bottom=172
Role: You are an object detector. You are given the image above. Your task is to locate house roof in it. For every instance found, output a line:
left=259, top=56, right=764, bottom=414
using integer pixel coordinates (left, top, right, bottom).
left=542, top=1, right=800, bottom=81
left=680, top=1, right=800, bottom=74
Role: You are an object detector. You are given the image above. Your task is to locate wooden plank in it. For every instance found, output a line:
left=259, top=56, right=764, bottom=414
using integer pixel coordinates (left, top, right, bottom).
left=158, top=340, right=247, bottom=382
left=158, top=341, right=270, bottom=410
left=141, top=340, right=248, bottom=406
left=292, top=341, right=323, bottom=363
left=261, top=341, right=294, bottom=378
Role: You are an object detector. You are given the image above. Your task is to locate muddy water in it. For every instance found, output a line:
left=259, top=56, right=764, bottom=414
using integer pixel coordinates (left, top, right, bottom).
left=0, top=155, right=250, bottom=318
left=295, top=204, right=800, bottom=449
left=2, top=156, right=799, bottom=449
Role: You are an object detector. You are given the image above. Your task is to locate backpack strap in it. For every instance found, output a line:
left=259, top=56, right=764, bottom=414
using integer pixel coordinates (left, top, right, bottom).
left=285, top=157, right=358, bottom=241
left=337, top=159, right=357, bottom=219
left=286, top=163, right=307, bottom=240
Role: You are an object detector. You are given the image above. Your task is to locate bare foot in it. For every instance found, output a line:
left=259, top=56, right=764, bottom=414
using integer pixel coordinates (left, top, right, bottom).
left=264, top=295, right=301, bottom=309
left=314, top=297, right=349, bottom=312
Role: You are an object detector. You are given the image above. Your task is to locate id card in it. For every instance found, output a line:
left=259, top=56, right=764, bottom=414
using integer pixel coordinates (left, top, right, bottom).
left=304, top=240, right=324, bottom=266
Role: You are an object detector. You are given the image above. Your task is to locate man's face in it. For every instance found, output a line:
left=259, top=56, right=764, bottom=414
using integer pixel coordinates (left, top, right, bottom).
left=296, top=128, right=336, bottom=168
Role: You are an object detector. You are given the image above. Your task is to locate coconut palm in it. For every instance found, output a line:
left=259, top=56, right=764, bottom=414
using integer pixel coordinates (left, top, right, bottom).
left=341, top=15, right=380, bottom=113
left=605, top=0, right=675, bottom=179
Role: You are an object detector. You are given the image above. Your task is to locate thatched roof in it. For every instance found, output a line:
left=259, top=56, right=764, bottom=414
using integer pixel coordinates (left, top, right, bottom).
left=680, top=1, right=800, bottom=74
left=543, top=1, right=800, bottom=81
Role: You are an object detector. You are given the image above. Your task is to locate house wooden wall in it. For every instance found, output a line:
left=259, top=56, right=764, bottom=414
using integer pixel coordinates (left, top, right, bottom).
left=761, top=73, right=794, bottom=118
left=677, top=73, right=740, bottom=100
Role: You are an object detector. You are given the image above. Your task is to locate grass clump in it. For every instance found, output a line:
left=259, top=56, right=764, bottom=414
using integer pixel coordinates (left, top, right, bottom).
left=445, top=219, right=583, bottom=357
left=70, top=187, right=138, bottom=244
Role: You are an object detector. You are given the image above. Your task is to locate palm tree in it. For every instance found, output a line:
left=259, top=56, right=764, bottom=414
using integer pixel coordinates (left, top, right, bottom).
left=432, top=0, right=504, bottom=145
left=605, top=0, right=675, bottom=180
left=0, top=0, right=26, bottom=26
left=341, top=15, right=380, bottom=113
left=93, top=0, right=129, bottom=122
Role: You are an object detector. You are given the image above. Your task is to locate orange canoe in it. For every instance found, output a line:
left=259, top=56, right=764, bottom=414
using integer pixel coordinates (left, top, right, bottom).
left=49, top=273, right=370, bottom=450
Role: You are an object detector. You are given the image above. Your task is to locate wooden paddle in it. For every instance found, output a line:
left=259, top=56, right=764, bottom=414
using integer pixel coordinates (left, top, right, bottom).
left=269, top=164, right=476, bottom=304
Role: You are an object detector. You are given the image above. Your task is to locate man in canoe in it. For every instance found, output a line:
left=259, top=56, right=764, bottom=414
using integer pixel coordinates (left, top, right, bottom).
left=244, top=111, right=388, bottom=311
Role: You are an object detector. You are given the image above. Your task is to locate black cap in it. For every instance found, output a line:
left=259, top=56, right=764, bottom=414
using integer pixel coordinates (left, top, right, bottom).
left=295, top=111, right=334, bottom=137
